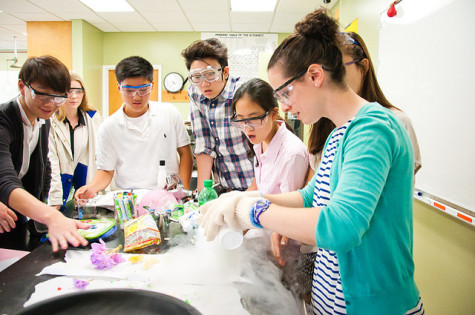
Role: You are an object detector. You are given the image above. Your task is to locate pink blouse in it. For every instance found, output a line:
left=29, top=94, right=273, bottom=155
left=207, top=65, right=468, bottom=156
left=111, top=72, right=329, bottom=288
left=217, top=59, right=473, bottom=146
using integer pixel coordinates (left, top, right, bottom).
left=254, top=122, right=309, bottom=194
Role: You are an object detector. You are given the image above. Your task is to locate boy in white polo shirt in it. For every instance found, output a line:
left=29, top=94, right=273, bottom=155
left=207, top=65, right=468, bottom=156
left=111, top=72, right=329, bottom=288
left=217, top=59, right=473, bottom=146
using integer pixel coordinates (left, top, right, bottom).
left=75, top=56, right=192, bottom=199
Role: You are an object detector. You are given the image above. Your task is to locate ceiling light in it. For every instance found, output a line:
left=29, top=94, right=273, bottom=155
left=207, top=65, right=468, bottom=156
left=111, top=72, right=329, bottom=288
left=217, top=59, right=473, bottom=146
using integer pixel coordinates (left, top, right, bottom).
left=79, top=0, right=134, bottom=12
left=231, top=0, right=277, bottom=12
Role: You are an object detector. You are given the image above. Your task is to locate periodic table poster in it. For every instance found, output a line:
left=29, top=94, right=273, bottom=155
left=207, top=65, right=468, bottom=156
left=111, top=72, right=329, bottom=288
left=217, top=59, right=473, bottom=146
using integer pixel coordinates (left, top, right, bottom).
left=201, top=33, right=278, bottom=83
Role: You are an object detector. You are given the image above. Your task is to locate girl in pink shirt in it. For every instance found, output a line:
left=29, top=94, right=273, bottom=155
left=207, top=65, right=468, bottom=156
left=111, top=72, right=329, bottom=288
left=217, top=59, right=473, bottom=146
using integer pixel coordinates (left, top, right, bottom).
left=230, top=78, right=309, bottom=195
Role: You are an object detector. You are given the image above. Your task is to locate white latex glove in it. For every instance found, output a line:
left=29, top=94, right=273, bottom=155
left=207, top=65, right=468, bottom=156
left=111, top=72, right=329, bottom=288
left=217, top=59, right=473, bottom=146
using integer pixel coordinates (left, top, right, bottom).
left=199, top=192, right=264, bottom=241
left=219, top=190, right=262, bottom=198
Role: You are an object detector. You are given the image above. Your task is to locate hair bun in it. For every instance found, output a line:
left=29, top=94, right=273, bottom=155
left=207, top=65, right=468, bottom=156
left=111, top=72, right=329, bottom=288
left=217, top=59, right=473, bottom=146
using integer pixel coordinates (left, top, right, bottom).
left=294, top=9, right=339, bottom=43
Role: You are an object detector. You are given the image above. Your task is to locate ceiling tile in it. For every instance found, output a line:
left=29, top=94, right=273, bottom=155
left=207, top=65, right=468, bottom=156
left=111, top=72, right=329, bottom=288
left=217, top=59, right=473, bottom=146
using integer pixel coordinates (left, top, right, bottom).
left=193, top=23, right=231, bottom=32
left=54, top=12, right=106, bottom=24
left=152, top=23, right=193, bottom=32
left=141, top=11, right=189, bottom=25
left=276, top=0, right=320, bottom=13
left=231, top=24, right=270, bottom=33
left=0, top=13, right=26, bottom=24
left=178, top=0, right=229, bottom=11
left=1, top=24, right=27, bottom=33
left=185, top=11, right=229, bottom=24
left=28, top=0, right=92, bottom=13
left=95, top=11, right=149, bottom=24
left=12, top=12, right=63, bottom=21
left=230, top=12, right=273, bottom=24
left=0, top=0, right=45, bottom=13
left=113, top=24, right=157, bottom=32
left=129, top=0, right=182, bottom=11
left=273, top=12, right=307, bottom=24
left=89, top=23, right=120, bottom=32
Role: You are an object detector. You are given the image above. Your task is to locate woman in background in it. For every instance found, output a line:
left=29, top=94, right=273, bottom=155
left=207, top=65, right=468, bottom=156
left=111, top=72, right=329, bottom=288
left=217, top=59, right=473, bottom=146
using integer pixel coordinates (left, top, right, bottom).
left=306, top=31, right=422, bottom=181
left=48, top=72, right=102, bottom=210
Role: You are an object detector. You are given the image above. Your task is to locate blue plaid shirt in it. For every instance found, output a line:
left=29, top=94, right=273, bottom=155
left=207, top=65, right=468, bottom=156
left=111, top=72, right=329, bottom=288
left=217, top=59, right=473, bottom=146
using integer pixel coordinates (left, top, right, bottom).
left=188, top=76, right=254, bottom=190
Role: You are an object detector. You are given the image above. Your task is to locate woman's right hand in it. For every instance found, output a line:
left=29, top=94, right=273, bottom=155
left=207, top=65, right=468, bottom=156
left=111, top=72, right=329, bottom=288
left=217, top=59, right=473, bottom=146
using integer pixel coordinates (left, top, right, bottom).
left=271, top=232, right=288, bottom=267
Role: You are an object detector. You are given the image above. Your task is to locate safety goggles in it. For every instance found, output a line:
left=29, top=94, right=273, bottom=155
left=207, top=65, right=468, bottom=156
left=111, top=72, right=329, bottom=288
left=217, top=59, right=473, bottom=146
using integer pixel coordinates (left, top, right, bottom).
left=230, top=111, right=270, bottom=130
left=119, top=83, right=153, bottom=97
left=272, top=69, right=306, bottom=105
left=26, top=83, right=68, bottom=106
left=188, top=66, right=223, bottom=84
left=68, top=87, right=85, bottom=97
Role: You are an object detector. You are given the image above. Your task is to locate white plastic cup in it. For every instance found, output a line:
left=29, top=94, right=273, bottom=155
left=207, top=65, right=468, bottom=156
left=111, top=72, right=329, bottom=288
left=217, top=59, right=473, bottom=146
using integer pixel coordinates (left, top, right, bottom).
left=218, top=226, right=243, bottom=250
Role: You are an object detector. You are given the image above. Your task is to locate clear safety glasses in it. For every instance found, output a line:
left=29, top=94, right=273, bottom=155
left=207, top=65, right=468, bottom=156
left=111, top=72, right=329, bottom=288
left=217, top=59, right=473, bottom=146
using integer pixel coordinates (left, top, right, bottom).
left=68, top=88, right=85, bottom=98
left=272, top=69, right=306, bottom=105
left=27, top=83, right=68, bottom=106
left=230, top=111, right=270, bottom=130
left=188, top=66, right=223, bottom=84
left=119, top=83, right=153, bottom=97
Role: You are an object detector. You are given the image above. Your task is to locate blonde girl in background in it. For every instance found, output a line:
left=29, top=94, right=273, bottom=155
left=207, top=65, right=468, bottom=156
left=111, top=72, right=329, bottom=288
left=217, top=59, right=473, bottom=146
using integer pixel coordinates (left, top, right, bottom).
left=48, top=72, right=102, bottom=210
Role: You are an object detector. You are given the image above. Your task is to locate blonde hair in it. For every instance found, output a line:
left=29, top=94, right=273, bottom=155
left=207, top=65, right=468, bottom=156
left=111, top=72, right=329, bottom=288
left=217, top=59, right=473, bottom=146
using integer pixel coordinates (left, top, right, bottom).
left=55, top=71, right=95, bottom=121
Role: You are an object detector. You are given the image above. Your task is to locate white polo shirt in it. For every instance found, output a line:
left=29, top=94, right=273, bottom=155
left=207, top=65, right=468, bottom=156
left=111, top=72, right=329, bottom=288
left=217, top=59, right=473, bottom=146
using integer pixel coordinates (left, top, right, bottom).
left=96, top=101, right=190, bottom=190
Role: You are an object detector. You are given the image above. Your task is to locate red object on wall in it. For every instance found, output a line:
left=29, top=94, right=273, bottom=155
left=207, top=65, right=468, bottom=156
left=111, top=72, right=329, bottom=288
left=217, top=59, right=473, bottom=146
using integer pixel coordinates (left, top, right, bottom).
left=387, top=2, right=397, bottom=17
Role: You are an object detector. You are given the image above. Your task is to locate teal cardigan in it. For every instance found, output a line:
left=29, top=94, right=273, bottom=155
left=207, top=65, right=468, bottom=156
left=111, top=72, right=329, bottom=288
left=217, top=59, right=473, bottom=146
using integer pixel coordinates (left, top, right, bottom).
left=300, top=103, right=420, bottom=314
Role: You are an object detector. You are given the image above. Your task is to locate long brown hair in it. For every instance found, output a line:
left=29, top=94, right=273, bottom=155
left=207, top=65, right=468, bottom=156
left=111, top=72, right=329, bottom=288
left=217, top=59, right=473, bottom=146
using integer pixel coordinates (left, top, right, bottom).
left=308, top=30, right=401, bottom=156
left=56, top=71, right=95, bottom=121
left=340, top=32, right=398, bottom=110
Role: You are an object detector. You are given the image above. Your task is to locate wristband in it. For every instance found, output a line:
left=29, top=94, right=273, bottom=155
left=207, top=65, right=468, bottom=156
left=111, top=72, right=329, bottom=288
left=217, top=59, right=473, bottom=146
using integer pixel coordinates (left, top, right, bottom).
left=249, top=199, right=271, bottom=228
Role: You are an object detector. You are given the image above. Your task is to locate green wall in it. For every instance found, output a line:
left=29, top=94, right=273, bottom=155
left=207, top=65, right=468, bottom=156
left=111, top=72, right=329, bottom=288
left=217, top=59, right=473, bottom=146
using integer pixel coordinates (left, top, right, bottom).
left=72, top=20, right=104, bottom=114
left=0, top=52, right=27, bottom=71
left=100, top=32, right=291, bottom=120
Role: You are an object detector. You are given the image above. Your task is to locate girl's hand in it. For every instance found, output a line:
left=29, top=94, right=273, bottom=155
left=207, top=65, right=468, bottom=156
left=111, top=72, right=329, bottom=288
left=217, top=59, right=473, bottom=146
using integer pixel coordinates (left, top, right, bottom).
left=271, top=232, right=288, bottom=266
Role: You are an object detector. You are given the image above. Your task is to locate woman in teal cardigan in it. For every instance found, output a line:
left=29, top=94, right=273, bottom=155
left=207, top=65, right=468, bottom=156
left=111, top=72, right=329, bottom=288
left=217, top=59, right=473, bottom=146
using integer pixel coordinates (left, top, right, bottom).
left=198, top=9, right=424, bottom=315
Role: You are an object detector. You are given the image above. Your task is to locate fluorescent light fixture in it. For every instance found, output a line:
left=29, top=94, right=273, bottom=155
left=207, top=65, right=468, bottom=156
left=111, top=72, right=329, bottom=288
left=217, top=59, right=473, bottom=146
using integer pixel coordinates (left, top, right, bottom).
left=79, top=0, right=134, bottom=12
left=231, top=0, right=277, bottom=12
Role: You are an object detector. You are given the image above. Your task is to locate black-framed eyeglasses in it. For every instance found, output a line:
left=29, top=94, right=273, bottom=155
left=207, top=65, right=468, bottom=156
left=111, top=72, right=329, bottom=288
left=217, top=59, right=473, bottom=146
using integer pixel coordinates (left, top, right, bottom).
left=26, top=83, right=68, bottom=106
left=230, top=111, right=270, bottom=130
left=344, top=58, right=363, bottom=66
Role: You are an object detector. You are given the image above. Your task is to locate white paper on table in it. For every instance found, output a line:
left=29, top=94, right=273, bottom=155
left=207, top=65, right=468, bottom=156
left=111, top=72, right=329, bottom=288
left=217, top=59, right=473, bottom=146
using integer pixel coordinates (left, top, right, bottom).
left=37, top=250, right=156, bottom=281
left=0, top=257, right=20, bottom=272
